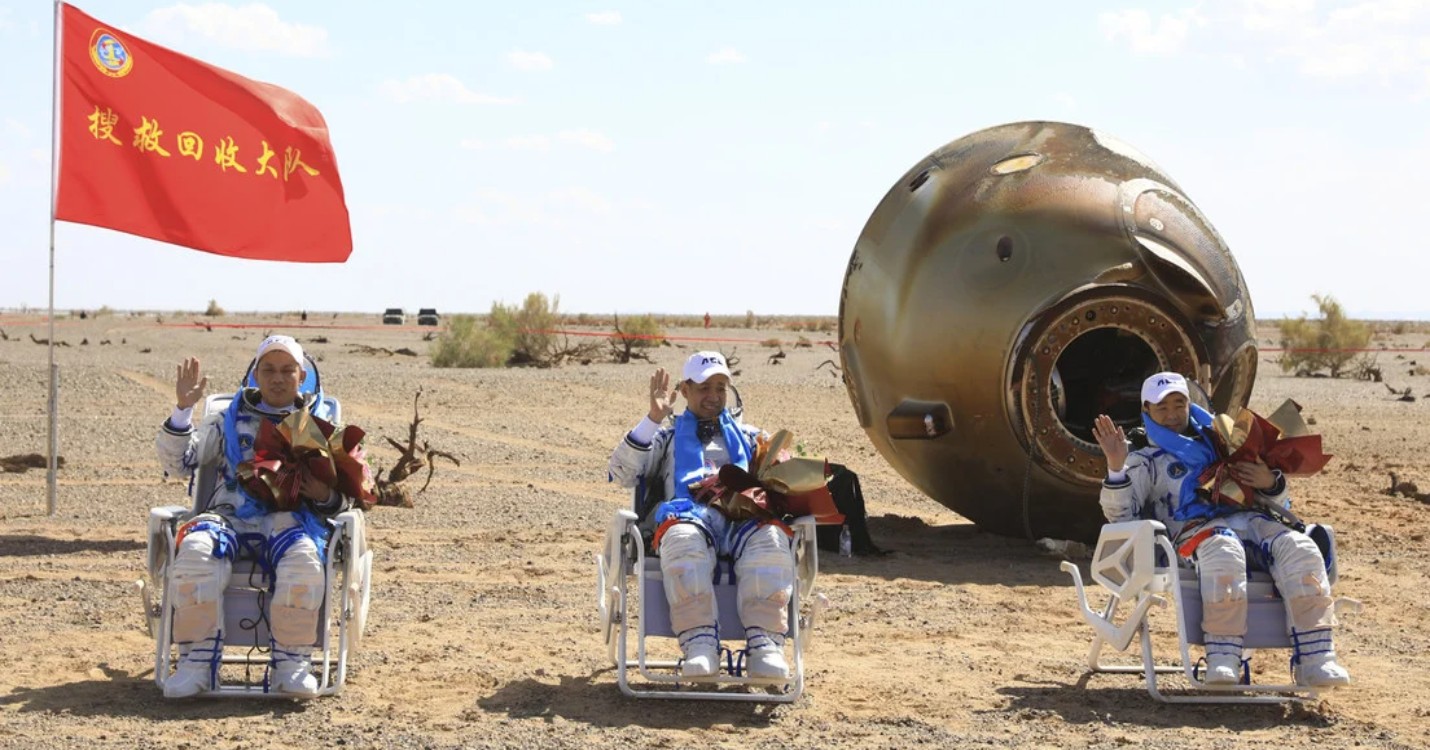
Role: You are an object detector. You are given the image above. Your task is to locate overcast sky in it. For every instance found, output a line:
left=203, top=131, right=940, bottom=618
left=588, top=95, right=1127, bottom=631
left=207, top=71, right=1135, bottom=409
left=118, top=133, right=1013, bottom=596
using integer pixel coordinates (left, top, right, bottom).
left=1, top=1, right=1427, bottom=319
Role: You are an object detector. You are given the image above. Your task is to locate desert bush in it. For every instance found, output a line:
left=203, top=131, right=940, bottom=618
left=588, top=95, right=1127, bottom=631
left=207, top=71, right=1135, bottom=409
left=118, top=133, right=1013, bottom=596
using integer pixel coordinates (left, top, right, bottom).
left=489, top=293, right=560, bottom=366
left=760, top=337, right=782, bottom=348
left=795, top=336, right=813, bottom=348
left=430, top=314, right=513, bottom=368
left=745, top=310, right=756, bottom=329
left=204, top=299, right=226, bottom=317
left=96, top=305, right=113, bottom=317
left=1277, top=294, right=1371, bottom=378
left=610, top=314, right=666, bottom=363
left=619, top=314, right=664, bottom=347
left=1349, top=355, right=1382, bottom=382
left=488, top=292, right=599, bottom=367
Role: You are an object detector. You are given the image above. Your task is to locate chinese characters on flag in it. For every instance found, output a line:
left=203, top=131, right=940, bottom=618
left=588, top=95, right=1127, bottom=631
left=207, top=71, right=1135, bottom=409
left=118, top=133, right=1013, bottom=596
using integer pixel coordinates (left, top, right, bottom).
left=55, top=3, right=352, bottom=262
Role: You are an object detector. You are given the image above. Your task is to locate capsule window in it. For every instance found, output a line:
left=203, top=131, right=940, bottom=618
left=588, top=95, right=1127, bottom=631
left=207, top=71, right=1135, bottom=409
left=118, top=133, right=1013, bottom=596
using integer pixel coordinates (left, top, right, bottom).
left=996, top=236, right=1013, bottom=262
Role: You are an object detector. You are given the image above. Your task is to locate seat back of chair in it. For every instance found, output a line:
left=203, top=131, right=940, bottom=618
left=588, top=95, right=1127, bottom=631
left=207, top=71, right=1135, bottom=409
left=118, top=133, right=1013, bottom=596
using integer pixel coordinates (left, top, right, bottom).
left=191, top=393, right=233, bottom=517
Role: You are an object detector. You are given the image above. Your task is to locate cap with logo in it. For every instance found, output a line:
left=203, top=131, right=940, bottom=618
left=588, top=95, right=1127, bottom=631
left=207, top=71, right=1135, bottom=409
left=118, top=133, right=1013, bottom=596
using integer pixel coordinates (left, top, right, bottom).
left=1140, top=371, right=1189, bottom=405
left=683, top=351, right=732, bottom=384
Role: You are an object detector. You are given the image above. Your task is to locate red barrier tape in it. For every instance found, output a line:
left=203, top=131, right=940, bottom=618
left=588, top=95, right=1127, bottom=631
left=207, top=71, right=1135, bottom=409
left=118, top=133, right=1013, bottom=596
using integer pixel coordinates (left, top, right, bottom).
left=2, top=317, right=1427, bottom=351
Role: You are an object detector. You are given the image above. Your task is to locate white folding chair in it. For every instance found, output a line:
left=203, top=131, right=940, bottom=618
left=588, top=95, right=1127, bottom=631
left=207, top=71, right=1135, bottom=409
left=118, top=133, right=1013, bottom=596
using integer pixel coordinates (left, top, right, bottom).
left=139, top=385, right=373, bottom=698
left=595, top=507, right=825, bottom=702
left=1061, top=519, right=1360, bottom=704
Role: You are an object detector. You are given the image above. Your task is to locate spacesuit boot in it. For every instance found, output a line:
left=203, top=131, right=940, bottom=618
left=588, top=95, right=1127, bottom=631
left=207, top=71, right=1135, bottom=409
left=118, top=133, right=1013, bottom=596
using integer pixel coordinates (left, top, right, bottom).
left=271, top=644, right=320, bottom=696
left=1203, top=635, right=1243, bottom=686
left=1292, top=628, right=1350, bottom=687
left=679, top=626, right=720, bottom=679
left=164, top=635, right=221, bottom=698
left=745, top=628, right=788, bottom=680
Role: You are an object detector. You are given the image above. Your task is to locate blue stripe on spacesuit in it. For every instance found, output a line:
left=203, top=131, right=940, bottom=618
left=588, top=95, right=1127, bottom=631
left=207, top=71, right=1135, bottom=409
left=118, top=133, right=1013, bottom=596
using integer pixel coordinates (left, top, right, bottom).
left=268, top=511, right=330, bottom=573
left=182, top=519, right=237, bottom=560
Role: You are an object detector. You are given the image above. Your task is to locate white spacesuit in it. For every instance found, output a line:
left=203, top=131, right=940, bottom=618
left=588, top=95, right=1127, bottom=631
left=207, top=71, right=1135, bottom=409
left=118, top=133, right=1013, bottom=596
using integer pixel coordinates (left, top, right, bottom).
left=608, top=352, right=796, bottom=681
left=155, top=335, right=359, bottom=698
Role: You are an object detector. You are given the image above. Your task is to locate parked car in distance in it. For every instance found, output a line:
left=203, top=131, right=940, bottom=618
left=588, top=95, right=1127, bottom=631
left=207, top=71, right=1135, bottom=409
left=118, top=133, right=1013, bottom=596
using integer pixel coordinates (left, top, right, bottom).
left=417, top=308, right=440, bottom=326
left=382, top=307, right=406, bottom=325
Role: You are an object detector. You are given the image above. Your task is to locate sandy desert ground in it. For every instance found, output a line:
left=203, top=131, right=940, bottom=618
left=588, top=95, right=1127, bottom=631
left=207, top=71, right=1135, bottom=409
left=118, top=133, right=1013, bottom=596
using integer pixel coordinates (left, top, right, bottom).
left=0, top=312, right=1427, bottom=750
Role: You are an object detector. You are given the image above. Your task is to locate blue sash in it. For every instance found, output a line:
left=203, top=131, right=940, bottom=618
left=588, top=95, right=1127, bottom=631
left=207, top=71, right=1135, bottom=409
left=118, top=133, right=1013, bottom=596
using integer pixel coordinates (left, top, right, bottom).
left=1142, top=404, right=1224, bottom=521
left=670, top=410, right=751, bottom=499
left=221, top=394, right=267, bottom=520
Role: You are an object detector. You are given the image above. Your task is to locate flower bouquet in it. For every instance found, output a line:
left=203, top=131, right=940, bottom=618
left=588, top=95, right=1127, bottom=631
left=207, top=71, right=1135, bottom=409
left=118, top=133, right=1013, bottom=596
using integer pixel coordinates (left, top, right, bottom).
left=237, top=409, right=378, bottom=512
left=1199, top=399, right=1333, bottom=509
left=689, top=429, right=845, bottom=525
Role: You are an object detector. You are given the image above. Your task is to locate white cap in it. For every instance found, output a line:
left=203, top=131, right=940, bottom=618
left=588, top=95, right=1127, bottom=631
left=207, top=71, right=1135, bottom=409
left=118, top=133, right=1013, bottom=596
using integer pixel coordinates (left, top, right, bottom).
left=682, top=351, right=732, bottom=384
left=1141, top=371, right=1188, bottom=405
left=255, top=334, right=305, bottom=368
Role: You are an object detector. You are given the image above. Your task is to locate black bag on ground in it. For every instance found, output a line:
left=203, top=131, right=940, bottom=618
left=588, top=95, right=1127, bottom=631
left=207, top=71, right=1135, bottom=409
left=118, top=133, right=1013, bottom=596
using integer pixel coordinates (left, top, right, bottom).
left=815, top=463, right=884, bottom=555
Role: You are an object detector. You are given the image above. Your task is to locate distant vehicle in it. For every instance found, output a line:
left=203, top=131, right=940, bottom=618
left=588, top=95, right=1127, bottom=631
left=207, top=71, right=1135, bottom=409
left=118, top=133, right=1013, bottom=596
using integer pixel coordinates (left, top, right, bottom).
left=382, top=308, right=406, bottom=325
left=417, top=308, right=440, bottom=326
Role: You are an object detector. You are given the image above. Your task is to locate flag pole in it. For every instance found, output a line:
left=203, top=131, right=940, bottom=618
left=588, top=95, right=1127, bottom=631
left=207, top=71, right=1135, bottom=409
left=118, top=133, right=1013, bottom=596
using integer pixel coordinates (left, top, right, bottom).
left=47, top=0, right=63, bottom=516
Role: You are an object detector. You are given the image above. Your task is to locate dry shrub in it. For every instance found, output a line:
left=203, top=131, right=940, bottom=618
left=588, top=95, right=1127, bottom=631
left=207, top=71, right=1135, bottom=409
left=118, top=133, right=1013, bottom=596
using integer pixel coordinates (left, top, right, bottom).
left=430, top=314, right=512, bottom=368
left=489, top=292, right=599, bottom=367
left=1277, top=294, right=1370, bottom=378
left=204, top=299, right=226, bottom=317
left=617, top=314, right=664, bottom=347
left=760, top=338, right=782, bottom=348
left=1350, top=355, right=1382, bottom=382
left=490, top=292, right=559, bottom=366
left=795, top=336, right=813, bottom=348
left=610, top=314, right=666, bottom=363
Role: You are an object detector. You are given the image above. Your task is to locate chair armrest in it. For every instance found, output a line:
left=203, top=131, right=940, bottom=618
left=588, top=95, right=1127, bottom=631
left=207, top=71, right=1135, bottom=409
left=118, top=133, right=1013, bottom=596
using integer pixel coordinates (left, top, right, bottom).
left=146, top=505, right=190, bottom=582
left=1090, top=519, right=1169, bottom=599
left=790, top=515, right=818, bottom=597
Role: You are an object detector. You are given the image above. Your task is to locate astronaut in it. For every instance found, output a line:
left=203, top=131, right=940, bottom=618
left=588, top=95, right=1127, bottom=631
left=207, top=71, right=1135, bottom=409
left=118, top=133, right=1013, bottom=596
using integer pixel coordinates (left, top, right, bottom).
left=1093, top=372, right=1350, bottom=687
left=156, top=335, right=364, bottom=698
left=608, top=351, right=796, bottom=680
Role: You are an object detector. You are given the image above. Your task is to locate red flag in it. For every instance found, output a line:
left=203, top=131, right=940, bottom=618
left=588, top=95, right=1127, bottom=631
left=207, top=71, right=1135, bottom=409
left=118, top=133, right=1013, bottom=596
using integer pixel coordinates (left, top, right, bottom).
left=55, top=3, right=352, bottom=262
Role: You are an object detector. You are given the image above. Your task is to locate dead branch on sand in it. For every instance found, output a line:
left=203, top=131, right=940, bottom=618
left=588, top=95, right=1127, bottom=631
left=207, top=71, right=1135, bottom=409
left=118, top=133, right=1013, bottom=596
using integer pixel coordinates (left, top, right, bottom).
left=348, top=344, right=396, bottom=356
left=372, top=388, right=461, bottom=507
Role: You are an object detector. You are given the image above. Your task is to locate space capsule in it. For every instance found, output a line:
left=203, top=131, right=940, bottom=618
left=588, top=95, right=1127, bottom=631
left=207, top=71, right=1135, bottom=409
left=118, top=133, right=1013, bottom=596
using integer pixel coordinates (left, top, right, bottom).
left=838, top=121, right=1257, bottom=541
